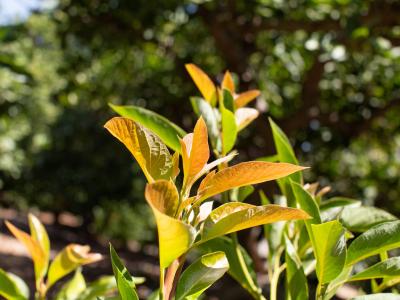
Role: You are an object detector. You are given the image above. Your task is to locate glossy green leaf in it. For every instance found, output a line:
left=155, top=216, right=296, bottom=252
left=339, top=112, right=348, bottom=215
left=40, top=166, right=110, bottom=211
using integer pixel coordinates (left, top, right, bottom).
left=352, top=294, right=400, bottom=300
left=190, top=97, right=220, bottom=151
left=269, top=118, right=301, bottom=183
left=339, top=206, right=397, bottom=232
left=0, top=269, right=27, bottom=300
left=47, top=244, right=102, bottom=288
left=28, top=214, right=50, bottom=282
left=221, top=106, right=237, bottom=154
left=110, top=245, right=139, bottom=300
left=175, top=252, right=229, bottom=300
left=77, top=276, right=120, bottom=300
left=197, top=237, right=261, bottom=299
left=201, top=202, right=309, bottom=242
left=284, top=236, right=308, bottom=300
left=104, top=117, right=173, bottom=182
left=319, top=197, right=361, bottom=210
left=349, top=257, right=400, bottom=281
left=346, top=221, right=400, bottom=266
left=291, top=181, right=321, bottom=224
left=56, top=269, right=86, bottom=300
left=110, top=104, right=186, bottom=153
left=311, top=221, right=347, bottom=284
left=197, top=161, right=306, bottom=202
left=223, top=89, right=235, bottom=112
left=145, top=180, right=195, bottom=268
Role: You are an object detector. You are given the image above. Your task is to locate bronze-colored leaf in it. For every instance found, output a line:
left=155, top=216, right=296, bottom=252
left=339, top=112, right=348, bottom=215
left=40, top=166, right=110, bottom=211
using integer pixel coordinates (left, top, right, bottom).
left=235, top=90, right=260, bottom=108
left=185, top=64, right=216, bottom=104
left=221, top=70, right=235, bottom=94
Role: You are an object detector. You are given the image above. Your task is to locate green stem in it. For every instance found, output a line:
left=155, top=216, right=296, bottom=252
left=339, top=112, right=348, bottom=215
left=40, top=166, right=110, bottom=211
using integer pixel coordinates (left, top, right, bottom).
left=231, top=233, right=266, bottom=300
left=159, top=267, right=165, bottom=300
left=270, top=249, right=284, bottom=300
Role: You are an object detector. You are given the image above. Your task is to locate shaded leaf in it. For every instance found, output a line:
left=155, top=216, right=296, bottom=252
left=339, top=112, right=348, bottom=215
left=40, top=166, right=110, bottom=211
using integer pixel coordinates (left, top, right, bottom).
left=349, top=257, right=400, bottom=281
left=340, top=206, right=397, bottom=232
left=110, top=104, right=186, bottom=153
left=319, top=197, right=360, bottom=210
left=223, top=89, right=235, bottom=112
left=104, top=117, right=173, bottom=182
left=145, top=181, right=195, bottom=268
left=47, top=244, right=102, bottom=288
left=284, top=236, right=309, bottom=300
left=201, top=202, right=309, bottom=242
left=311, top=221, right=347, bottom=284
left=185, top=64, right=216, bottom=105
left=346, top=221, right=400, bottom=266
left=235, top=90, right=260, bottom=108
left=197, top=161, right=306, bottom=201
left=175, top=252, right=229, bottom=300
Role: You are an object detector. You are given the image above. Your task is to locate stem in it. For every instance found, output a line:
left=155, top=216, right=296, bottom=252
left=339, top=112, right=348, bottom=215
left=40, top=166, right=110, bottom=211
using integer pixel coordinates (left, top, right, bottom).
left=231, top=233, right=266, bottom=300
left=159, top=267, right=165, bottom=300
left=164, top=255, right=186, bottom=300
left=270, top=248, right=284, bottom=300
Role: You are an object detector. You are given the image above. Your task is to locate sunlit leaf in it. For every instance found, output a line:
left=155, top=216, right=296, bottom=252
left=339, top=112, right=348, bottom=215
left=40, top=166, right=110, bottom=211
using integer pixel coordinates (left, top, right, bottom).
left=221, top=70, right=235, bottom=94
left=55, top=269, right=86, bottom=300
left=47, top=244, right=102, bottom=288
left=235, top=108, right=259, bottom=131
left=28, top=214, right=50, bottom=282
left=145, top=180, right=195, bottom=268
left=339, top=206, right=397, bottom=232
left=104, top=117, right=173, bottom=182
left=349, top=257, right=400, bottom=281
left=200, top=202, right=309, bottom=242
left=185, top=64, right=216, bottom=105
left=311, top=221, right=347, bottom=284
left=234, top=90, right=260, bottom=108
left=0, top=269, right=27, bottom=300
left=181, top=117, right=210, bottom=186
left=197, top=237, right=262, bottom=299
left=284, top=236, right=308, bottom=300
left=346, top=221, right=400, bottom=266
left=221, top=106, right=237, bottom=154
left=352, top=294, right=400, bottom=300
left=110, top=104, right=186, bottom=153
left=5, top=221, right=46, bottom=286
left=197, top=161, right=306, bottom=201
left=175, top=252, right=229, bottom=300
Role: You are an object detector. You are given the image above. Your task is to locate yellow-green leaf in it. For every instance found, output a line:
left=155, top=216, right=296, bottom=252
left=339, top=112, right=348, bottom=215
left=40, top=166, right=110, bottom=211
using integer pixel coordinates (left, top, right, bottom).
left=109, top=104, right=186, bottom=153
left=5, top=221, right=46, bottom=287
left=145, top=181, right=195, bottom=268
left=197, top=161, right=307, bottom=202
left=221, top=70, right=235, bottom=94
left=235, top=108, right=259, bottom=131
left=185, top=64, right=216, bottom=105
left=234, top=90, right=260, bottom=108
left=47, top=244, right=102, bottom=288
left=0, top=269, right=28, bottom=300
left=349, top=257, right=400, bottom=281
left=104, top=117, right=173, bottom=182
left=28, top=214, right=50, bottom=281
left=221, top=106, right=237, bottom=154
left=200, top=202, right=309, bottom=242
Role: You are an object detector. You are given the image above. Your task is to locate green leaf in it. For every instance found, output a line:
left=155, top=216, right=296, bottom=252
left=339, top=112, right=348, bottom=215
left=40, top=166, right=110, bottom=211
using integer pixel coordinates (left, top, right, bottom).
left=349, top=257, right=400, bottom=281
left=77, top=276, right=119, bottom=300
left=284, top=236, right=308, bottom=300
left=200, top=202, right=309, bottom=242
left=110, top=245, right=139, bottom=300
left=56, top=269, right=86, bottom=300
left=0, top=269, right=28, bottom=300
left=223, top=89, right=235, bottom=112
left=346, top=221, right=400, bottom=266
left=104, top=117, right=173, bottom=182
left=291, top=181, right=321, bottom=224
left=145, top=180, right=195, bottom=268
left=233, top=185, right=255, bottom=202
left=190, top=97, right=220, bottom=151
left=197, top=237, right=261, bottom=299
left=319, top=197, right=361, bottom=210
left=47, top=244, right=102, bottom=288
left=175, top=252, right=229, bottom=300
left=221, top=106, right=237, bottom=154
left=28, top=214, right=50, bottom=282
left=256, top=155, right=279, bottom=162
left=339, top=206, right=397, bottom=232
left=269, top=118, right=301, bottom=183
left=352, top=294, right=400, bottom=300
left=110, top=104, right=186, bottom=153
left=311, top=221, right=347, bottom=284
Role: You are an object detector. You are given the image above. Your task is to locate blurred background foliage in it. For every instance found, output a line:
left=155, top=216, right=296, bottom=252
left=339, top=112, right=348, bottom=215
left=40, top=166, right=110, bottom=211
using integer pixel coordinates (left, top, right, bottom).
left=1, top=0, right=400, bottom=243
